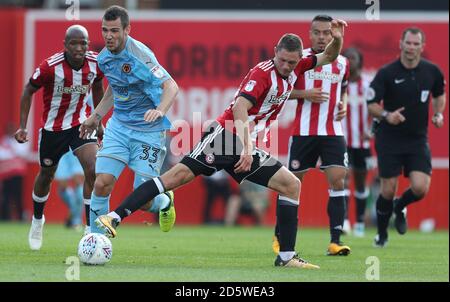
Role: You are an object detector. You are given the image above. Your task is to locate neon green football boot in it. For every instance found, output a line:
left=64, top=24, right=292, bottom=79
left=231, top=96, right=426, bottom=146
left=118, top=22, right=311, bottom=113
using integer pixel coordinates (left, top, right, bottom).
left=159, top=191, right=176, bottom=232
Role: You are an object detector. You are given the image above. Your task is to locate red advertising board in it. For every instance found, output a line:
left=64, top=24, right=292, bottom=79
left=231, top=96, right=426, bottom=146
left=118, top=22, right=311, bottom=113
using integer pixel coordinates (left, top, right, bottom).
left=27, top=14, right=448, bottom=156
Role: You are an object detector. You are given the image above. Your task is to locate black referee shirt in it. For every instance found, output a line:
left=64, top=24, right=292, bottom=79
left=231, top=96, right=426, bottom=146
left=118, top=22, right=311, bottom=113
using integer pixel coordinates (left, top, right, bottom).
left=367, top=58, right=445, bottom=137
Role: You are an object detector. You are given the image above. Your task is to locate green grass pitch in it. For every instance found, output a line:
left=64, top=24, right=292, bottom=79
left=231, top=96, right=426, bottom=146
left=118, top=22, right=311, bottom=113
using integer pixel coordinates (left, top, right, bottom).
left=0, top=223, right=448, bottom=282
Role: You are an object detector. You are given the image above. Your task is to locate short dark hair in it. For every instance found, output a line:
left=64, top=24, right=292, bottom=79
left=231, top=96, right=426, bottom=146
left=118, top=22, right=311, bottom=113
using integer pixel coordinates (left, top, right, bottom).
left=103, top=5, right=129, bottom=29
left=312, top=14, right=333, bottom=23
left=276, top=33, right=303, bottom=54
left=401, top=27, right=426, bottom=43
left=343, top=47, right=364, bottom=69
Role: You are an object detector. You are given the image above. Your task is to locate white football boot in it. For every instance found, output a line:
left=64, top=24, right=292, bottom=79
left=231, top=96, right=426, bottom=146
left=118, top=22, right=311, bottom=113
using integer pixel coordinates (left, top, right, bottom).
left=29, top=215, right=45, bottom=250
left=342, top=219, right=352, bottom=235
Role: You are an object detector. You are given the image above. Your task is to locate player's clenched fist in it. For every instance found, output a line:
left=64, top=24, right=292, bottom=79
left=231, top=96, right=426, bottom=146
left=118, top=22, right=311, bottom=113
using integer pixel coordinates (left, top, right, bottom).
left=14, top=128, right=28, bottom=143
left=331, top=19, right=347, bottom=39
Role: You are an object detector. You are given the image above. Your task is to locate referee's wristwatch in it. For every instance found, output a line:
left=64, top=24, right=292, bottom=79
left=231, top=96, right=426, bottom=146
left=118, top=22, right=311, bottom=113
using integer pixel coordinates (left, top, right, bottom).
left=380, top=110, right=389, bottom=120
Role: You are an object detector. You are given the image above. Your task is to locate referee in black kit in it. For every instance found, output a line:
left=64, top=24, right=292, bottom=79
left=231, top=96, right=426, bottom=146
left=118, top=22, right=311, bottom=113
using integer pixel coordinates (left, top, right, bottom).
left=366, top=27, right=446, bottom=247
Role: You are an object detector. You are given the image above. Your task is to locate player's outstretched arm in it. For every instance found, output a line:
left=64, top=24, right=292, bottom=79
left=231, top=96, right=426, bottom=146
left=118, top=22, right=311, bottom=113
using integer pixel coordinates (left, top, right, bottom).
left=91, top=79, right=105, bottom=140
left=289, top=88, right=329, bottom=103
left=144, top=78, right=179, bottom=122
left=79, top=85, right=113, bottom=139
left=316, top=19, right=347, bottom=67
left=15, top=83, right=39, bottom=143
left=232, top=96, right=254, bottom=173
left=92, top=79, right=105, bottom=109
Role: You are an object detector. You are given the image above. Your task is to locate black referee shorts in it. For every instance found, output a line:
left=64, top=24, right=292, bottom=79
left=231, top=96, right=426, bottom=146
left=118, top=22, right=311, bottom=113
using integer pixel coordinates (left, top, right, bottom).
left=375, top=134, right=432, bottom=178
left=180, top=122, right=283, bottom=187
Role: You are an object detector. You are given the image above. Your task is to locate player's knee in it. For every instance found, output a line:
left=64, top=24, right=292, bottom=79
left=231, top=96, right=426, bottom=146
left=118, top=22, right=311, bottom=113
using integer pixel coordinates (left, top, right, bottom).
left=38, top=168, right=56, bottom=184
left=162, top=165, right=194, bottom=190
left=381, top=188, right=396, bottom=200
left=283, top=176, right=300, bottom=199
left=93, top=177, right=113, bottom=196
left=330, top=178, right=345, bottom=191
left=411, top=184, right=429, bottom=200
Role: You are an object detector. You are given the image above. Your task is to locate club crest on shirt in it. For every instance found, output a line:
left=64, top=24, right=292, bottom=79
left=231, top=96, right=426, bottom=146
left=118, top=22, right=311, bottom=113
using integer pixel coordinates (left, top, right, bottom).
left=421, top=90, right=430, bottom=103
left=122, top=63, right=131, bottom=73
left=244, top=80, right=257, bottom=92
left=87, top=72, right=95, bottom=81
left=268, top=92, right=289, bottom=104
left=337, top=62, right=344, bottom=70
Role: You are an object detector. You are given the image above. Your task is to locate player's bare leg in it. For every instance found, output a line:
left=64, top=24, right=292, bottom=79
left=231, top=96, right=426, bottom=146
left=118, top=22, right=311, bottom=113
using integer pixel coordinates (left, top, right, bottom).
left=74, top=143, right=97, bottom=234
left=393, top=171, right=430, bottom=235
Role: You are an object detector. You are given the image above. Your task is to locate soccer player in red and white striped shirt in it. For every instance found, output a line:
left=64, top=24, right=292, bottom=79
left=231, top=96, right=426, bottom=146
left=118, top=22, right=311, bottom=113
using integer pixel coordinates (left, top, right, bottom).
left=14, top=25, right=104, bottom=250
left=273, top=15, right=351, bottom=256
left=94, top=24, right=347, bottom=269
left=341, top=47, right=373, bottom=238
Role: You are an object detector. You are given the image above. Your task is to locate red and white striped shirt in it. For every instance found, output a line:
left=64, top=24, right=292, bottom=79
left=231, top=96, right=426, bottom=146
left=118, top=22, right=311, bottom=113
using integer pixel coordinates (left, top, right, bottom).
left=342, top=78, right=371, bottom=149
left=216, top=56, right=317, bottom=143
left=29, top=51, right=104, bottom=131
left=292, top=48, right=349, bottom=136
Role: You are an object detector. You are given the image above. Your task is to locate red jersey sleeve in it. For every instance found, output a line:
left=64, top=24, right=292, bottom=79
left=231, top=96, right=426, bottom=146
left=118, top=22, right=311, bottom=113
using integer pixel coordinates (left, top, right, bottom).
left=295, top=55, right=317, bottom=75
left=29, top=60, right=51, bottom=88
left=236, top=67, right=270, bottom=106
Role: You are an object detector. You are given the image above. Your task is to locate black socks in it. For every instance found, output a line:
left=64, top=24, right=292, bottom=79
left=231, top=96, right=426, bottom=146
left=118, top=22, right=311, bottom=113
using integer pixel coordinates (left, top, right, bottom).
left=328, top=196, right=345, bottom=244
left=376, top=195, right=393, bottom=238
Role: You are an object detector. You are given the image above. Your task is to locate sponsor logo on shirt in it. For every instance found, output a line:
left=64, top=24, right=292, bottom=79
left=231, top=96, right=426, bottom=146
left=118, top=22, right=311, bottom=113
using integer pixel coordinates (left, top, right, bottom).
left=113, top=86, right=129, bottom=99
left=268, top=92, right=290, bottom=104
left=56, top=85, right=90, bottom=94
left=306, top=70, right=342, bottom=83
